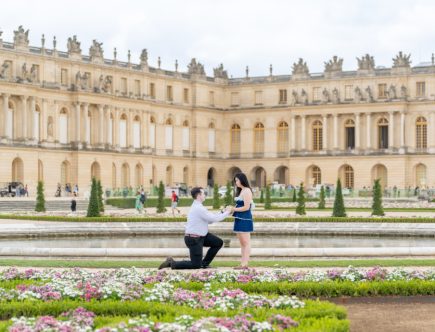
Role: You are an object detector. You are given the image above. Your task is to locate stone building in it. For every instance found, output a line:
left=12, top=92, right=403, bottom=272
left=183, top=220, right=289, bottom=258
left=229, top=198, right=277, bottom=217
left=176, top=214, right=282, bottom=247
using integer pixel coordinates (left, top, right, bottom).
left=0, top=26, right=433, bottom=195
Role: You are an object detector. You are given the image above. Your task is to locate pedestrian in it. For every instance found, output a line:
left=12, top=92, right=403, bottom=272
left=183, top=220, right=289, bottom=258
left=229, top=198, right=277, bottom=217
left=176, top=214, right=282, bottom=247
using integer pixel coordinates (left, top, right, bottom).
left=171, top=190, right=181, bottom=216
left=71, top=197, right=77, bottom=213
left=159, top=187, right=233, bottom=270
left=24, top=184, right=29, bottom=197
left=135, top=191, right=143, bottom=214
left=232, top=173, right=254, bottom=269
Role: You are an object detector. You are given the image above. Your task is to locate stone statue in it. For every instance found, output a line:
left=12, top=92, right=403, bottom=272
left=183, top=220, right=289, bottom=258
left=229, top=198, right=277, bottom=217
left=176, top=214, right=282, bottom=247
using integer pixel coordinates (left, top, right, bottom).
left=0, top=61, right=10, bottom=78
left=324, top=56, right=343, bottom=72
left=67, top=35, right=82, bottom=54
left=13, top=25, right=29, bottom=47
left=357, top=54, right=375, bottom=70
left=21, top=63, right=29, bottom=81
left=322, top=88, right=330, bottom=103
left=332, top=88, right=340, bottom=103
left=97, top=75, right=104, bottom=92
left=387, top=84, right=397, bottom=100
left=400, top=85, right=408, bottom=100
left=213, top=63, right=228, bottom=79
left=300, top=89, right=308, bottom=105
left=187, top=58, right=206, bottom=76
left=75, top=71, right=89, bottom=90
left=47, top=117, right=53, bottom=138
left=291, top=90, right=298, bottom=105
left=365, top=86, right=374, bottom=102
left=140, top=49, right=148, bottom=64
left=354, top=86, right=363, bottom=103
left=30, top=64, right=38, bottom=82
left=89, top=40, right=104, bottom=58
left=292, top=58, right=309, bottom=75
left=99, top=75, right=112, bottom=93
left=392, top=51, right=411, bottom=68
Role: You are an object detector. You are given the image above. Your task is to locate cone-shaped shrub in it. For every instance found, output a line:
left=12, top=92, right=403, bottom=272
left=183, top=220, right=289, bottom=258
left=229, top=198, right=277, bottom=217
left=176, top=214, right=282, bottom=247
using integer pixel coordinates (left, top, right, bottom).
left=332, top=178, right=346, bottom=217
left=264, top=186, right=272, bottom=210
left=292, top=188, right=297, bottom=202
left=318, top=185, right=326, bottom=209
left=87, top=177, right=100, bottom=217
left=212, top=184, right=220, bottom=209
left=224, top=181, right=233, bottom=206
left=35, top=181, right=46, bottom=212
left=157, top=181, right=166, bottom=213
left=372, top=178, right=385, bottom=216
left=97, top=179, right=104, bottom=213
left=259, top=189, right=264, bottom=203
left=295, top=183, right=306, bottom=215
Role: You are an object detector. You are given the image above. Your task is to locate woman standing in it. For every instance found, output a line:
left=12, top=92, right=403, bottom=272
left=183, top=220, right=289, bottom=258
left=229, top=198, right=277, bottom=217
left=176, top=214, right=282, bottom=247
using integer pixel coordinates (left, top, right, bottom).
left=232, top=172, right=254, bottom=269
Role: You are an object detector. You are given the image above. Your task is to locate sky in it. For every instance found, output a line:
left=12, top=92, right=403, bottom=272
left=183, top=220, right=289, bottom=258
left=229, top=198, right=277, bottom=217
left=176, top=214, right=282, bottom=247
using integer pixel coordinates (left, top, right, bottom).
left=1, top=0, right=435, bottom=78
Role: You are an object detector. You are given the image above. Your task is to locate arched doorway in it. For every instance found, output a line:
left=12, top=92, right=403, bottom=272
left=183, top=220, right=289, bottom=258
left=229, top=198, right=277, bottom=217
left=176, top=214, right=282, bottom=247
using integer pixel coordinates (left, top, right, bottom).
left=166, top=165, right=173, bottom=186
left=415, top=163, right=427, bottom=188
left=135, top=163, right=143, bottom=187
left=60, top=161, right=70, bottom=186
left=91, top=161, right=101, bottom=180
left=207, top=168, right=216, bottom=187
left=227, top=167, right=242, bottom=182
left=183, top=166, right=189, bottom=184
left=12, top=158, right=24, bottom=182
left=339, top=164, right=354, bottom=189
left=306, top=165, right=321, bottom=187
left=371, top=164, right=388, bottom=188
left=250, top=166, right=266, bottom=188
left=274, top=166, right=289, bottom=185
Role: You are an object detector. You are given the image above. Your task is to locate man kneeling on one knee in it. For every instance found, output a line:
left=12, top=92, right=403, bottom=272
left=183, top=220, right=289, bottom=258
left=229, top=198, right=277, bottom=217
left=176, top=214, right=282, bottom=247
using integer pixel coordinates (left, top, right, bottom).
left=159, top=187, right=233, bottom=269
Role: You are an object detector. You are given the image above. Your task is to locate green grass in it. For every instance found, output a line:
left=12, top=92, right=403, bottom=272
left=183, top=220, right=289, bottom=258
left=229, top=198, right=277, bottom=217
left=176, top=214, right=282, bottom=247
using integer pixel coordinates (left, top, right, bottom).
left=1, top=258, right=435, bottom=269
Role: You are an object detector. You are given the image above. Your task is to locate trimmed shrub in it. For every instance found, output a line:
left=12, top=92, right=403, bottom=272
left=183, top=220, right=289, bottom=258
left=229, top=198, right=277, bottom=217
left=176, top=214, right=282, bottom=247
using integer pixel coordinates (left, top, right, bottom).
left=212, top=184, right=220, bottom=209
left=156, top=181, right=166, bottom=213
left=292, top=189, right=297, bottom=203
left=97, top=180, right=104, bottom=213
left=295, top=183, right=306, bottom=215
left=264, top=186, right=272, bottom=210
left=332, top=179, right=346, bottom=217
left=372, top=178, right=385, bottom=216
left=318, top=185, right=325, bottom=209
left=35, top=181, right=46, bottom=212
left=259, top=189, right=264, bottom=203
left=86, top=178, right=100, bottom=217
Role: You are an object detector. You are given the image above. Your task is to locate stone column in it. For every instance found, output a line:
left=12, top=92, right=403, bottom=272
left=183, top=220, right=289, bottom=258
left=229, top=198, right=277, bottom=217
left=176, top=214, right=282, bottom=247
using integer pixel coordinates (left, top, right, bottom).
left=114, top=107, right=120, bottom=148
left=290, top=115, right=296, bottom=151
left=301, top=115, right=306, bottom=150
left=20, top=96, right=28, bottom=141
left=127, top=109, right=133, bottom=148
left=29, top=97, right=36, bottom=140
left=2, top=94, right=10, bottom=138
left=355, top=113, right=360, bottom=149
left=98, top=104, right=104, bottom=146
left=333, top=114, right=338, bottom=149
left=366, top=113, right=371, bottom=149
left=400, top=112, right=405, bottom=148
left=53, top=101, right=59, bottom=142
left=104, top=105, right=110, bottom=147
left=82, top=103, right=89, bottom=145
left=322, top=115, right=328, bottom=150
left=389, top=111, right=394, bottom=148
left=41, top=99, right=48, bottom=142
left=74, top=102, right=81, bottom=145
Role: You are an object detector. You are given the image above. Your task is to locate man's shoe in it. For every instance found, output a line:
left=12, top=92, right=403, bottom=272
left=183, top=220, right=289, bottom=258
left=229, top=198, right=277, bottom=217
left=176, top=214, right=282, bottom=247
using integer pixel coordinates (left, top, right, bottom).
left=201, top=265, right=215, bottom=269
left=158, top=257, right=174, bottom=270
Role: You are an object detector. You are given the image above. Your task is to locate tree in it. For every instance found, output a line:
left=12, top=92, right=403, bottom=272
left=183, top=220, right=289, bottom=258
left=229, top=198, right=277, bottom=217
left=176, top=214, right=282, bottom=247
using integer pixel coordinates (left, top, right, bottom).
left=259, top=189, right=264, bottom=203
left=157, top=181, right=167, bottom=213
left=295, top=183, right=306, bottom=215
left=212, top=184, right=220, bottom=209
left=35, top=181, right=46, bottom=212
left=97, top=179, right=104, bottom=213
left=332, top=178, right=346, bottom=217
left=264, top=186, right=272, bottom=210
left=372, top=178, right=385, bottom=216
left=318, top=185, right=326, bottom=209
left=292, top=188, right=297, bottom=202
left=224, top=181, right=233, bottom=206
left=87, top=177, right=100, bottom=217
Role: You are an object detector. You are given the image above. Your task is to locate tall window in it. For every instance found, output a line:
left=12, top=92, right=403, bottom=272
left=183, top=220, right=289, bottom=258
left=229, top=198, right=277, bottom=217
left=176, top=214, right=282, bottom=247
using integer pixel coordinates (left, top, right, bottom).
left=133, top=115, right=141, bottom=149
left=166, top=85, right=173, bottom=101
left=230, top=124, right=241, bottom=155
left=345, top=85, right=353, bottom=100
left=344, top=165, right=354, bottom=188
left=134, top=80, right=141, bottom=96
left=312, top=120, right=323, bottom=151
left=378, top=118, right=389, bottom=149
left=165, top=118, right=173, bottom=150
left=33, top=105, right=40, bottom=142
left=182, top=120, right=190, bottom=150
left=277, top=121, right=289, bottom=154
left=61, top=69, right=68, bottom=86
left=279, top=89, right=287, bottom=104
left=231, top=92, right=239, bottom=106
left=183, top=88, right=189, bottom=103
left=149, top=83, right=155, bottom=99
left=208, top=123, right=216, bottom=152
left=119, top=114, right=127, bottom=148
left=121, top=78, right=127, bottom=94
left=149, top=116, right=156, bottom=148
left=253, top=122, right=265, bottom=155
left=313, top=87, right=321, bottom=102
left=59, top=108, right=68, bottom=144
left=255, top=91, right=263, bottom=105
left=345, top=119, right=355, bottom=149
left=209, top=91, right=215, bottom=106
left=416, top=116, right=427, bottom=149
left=378, top=84, right=387, bottom=99
left=416, top=82, right=426, bottom=97
left=312, top=166, right=321, bottom=186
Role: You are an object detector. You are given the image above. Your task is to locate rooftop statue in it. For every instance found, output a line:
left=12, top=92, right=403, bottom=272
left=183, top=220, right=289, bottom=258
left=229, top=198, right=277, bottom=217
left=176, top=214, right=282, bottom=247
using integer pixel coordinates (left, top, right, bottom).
left=13, top=25, right=29, bottom=47
left=322, top=88, right=330, bottom=103
left=0, top=61, right=10, bottom=79
left=188, top=58, right=205, bottom=76
left=89, top=40, right=104, bottom=58
left=392, top=52, right=411, bottom=68
left=67, top=35, right=81, bottom=54
left=357, top=54, right=375, bottom=70
left=324, top=56, right=343, bottom=72
left=213, top=63, right=228, bottom=79
left=140, top=49, right=148, bottom=65
left=292, top=58, right=309, bottom=75
left=354, top=86, right=363, bottom=102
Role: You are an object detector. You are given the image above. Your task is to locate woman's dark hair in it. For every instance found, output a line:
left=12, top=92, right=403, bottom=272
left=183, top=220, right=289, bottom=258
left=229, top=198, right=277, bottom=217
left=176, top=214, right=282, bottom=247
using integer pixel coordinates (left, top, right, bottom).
left=233, top=173, right=252, bottom=197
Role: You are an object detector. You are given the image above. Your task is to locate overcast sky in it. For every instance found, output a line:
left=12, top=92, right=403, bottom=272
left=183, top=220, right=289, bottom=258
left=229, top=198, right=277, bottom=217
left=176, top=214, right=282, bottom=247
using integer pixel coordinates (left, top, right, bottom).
left=2, top=0, right=435, bottom=77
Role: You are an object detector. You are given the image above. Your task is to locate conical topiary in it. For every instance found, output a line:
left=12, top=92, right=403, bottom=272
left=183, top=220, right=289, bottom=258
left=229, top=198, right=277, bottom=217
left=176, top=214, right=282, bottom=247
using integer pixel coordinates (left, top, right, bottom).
left=224, top=181, right=233, bottom=206
left=157, top=181, right=167, bottom=213
left=212, top=184, right=220, bottom=209
left=318, top=185, right=326, bottom=209
left=292, top=189, right=297, bottom=202
left=264, top=186, right=272, bottom=210
left=295, top=183, right=306, bottom=215
left=97, top=179, right=104, bottom=213
left=332, top=178, right=346, bottom=217
left=35, top=181, right=46, bottom=212
left=87, top=177, right=100, bottom=217
left=372, top=178, right=385, bottom=216
left=259, top=189, right=264, bottom=203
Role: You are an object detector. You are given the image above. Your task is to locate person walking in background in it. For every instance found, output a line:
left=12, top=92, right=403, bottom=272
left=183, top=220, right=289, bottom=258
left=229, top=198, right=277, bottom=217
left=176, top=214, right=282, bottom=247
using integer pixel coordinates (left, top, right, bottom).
left=171, top=190, right=181, bottom=216
left=232, top=172, right=254, bottom=269
left=70, top=197, right=77, bottom=213
left=135, top=191, right=143, bottom=214
left=24, top=184, right=29, bottom=197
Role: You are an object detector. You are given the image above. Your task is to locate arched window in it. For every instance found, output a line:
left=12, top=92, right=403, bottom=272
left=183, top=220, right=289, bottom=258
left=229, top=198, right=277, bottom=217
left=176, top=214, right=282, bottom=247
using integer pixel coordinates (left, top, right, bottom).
left=183, top=166, right=189, bottom=184
left=112, top=163, right=116, bottom=189
left=108, top=113, right=114, bottom=145
left=91, top=162, right=101, bottom=180
left=208, top=122, right=215, bottom=152
left=182, top=120, right=190, bottom=150
left=415, top=163, right=427, bottom=187
left=378, top=118, right=389, bottom=149
left=312, top=166, right=321, bottom=186
left=133, top=115, right=141, bottom=149
left=59, top=108, right=68, bottom=144
left=166, top=165, right=173, bottom=186
left=119, top=114, right=127, bottom=148
left=416, top=116, right=427, bottom=149
left=277, top=121, right=289, bottom=154
left=149, top=116, right=156, bottom=148
left=121, top=163, right=130, bottom=187
left=6, top=101, right=14, bottom=139
left=312, top=120, right=323, bottom=151
left=60, top=161, right=70, bottom=186
left=230, top=124, right=241, bottom=155
left=344, top=165, right=354, bottom=188
left=345, top=119, right=355, bottom=149
left=135, top=163, right=143, bottom=187
left=165, top=118, right=173, bottom=150
left=33, top=105, right=40, bottom=142
left=12, top=158, right=24, bottom=182
left=253, top=122, right=264, bottom=155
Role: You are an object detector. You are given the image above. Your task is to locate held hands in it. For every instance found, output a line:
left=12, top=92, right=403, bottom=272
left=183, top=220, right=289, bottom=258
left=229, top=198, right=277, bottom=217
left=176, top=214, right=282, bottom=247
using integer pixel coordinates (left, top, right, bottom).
left=225, top=205, right=235, bottom=214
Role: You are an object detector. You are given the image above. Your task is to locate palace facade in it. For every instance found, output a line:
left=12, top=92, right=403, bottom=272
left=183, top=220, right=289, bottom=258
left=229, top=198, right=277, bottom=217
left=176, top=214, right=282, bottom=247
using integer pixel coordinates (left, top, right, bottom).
left=0, top=26, right=434, bottom=194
